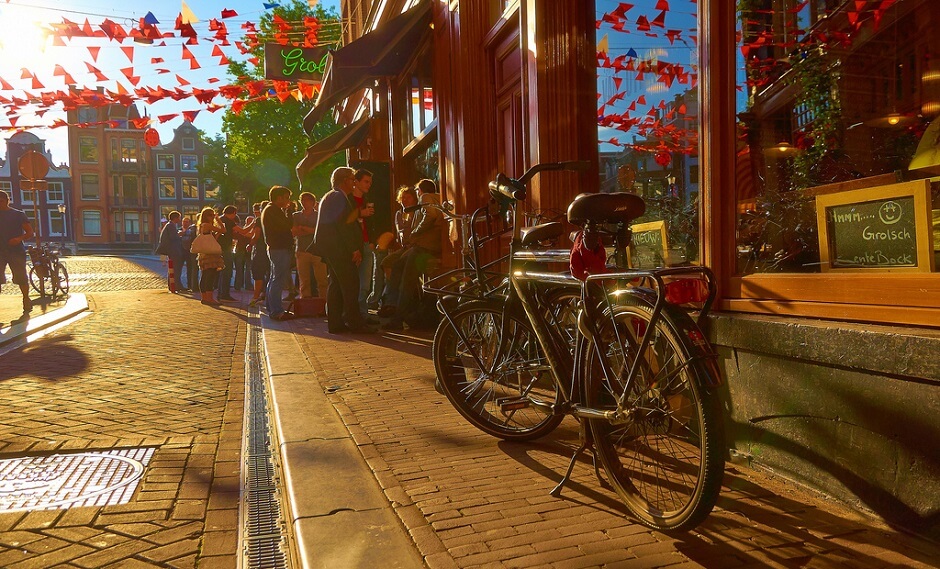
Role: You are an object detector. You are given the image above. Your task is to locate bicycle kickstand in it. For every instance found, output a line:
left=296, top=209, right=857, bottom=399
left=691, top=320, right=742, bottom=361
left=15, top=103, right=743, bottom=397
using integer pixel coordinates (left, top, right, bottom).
left=550, top=440, right=589, bottom=497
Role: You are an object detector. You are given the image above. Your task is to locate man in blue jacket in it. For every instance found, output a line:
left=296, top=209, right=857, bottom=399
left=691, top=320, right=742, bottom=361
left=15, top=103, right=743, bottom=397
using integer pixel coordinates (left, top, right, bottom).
left=156, top=211, right=185, bottom=293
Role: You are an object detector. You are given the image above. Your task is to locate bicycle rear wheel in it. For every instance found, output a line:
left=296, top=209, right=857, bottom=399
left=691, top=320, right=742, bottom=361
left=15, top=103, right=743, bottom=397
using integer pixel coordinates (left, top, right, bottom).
left=583, top=295, right=724, bottom=531
left=433, top=301, right=563, bottom=441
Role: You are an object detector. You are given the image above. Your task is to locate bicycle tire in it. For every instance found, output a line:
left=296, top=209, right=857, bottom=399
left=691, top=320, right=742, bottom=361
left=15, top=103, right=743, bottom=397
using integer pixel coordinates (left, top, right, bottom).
left=433, top=301, right=563, bottom=441
left=28, top=266, right=46, bottom=297
left=582, top=294, right=724, bottom=531
left=54, top=263, right=69, bottom=297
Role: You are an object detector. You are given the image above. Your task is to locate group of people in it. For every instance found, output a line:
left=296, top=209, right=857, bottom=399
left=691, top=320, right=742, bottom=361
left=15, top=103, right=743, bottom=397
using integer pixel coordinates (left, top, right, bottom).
left=155, top=166, right=445, bottom=333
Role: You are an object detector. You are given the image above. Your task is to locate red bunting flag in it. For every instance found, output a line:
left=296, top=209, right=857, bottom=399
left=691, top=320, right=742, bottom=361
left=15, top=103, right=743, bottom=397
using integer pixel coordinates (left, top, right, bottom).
left=87, top=46, right=100, bottom=61
left=121, top=46, right=134, bottom=62
left=0, top=76, right=13, bottom=90
left=157, top=113, right=178, bottom=123
left=651, top=10, right=666, bottom=28
left=221, top=8, right=238, bottom=18
left=176, top=74, right=191, bottom=86
left=655, top=0, right=669, bottom=9
left=182, top=110, right=200, bottom=122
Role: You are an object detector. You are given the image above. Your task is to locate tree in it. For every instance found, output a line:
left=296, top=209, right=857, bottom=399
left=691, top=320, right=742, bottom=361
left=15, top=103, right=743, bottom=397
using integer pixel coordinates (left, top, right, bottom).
left=200, top=0, right=344, bottom=206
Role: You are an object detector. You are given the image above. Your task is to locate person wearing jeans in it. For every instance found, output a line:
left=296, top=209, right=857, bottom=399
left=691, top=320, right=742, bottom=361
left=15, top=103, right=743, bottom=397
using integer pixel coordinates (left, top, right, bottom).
left=216, top=206, right=239, bottom=301
left=261, top=186, right=294, bottom=320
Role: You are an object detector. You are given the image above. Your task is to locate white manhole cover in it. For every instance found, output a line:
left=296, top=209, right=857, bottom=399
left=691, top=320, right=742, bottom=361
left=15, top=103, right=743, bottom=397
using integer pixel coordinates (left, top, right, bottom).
left=0, top=447, right=155, bottom=512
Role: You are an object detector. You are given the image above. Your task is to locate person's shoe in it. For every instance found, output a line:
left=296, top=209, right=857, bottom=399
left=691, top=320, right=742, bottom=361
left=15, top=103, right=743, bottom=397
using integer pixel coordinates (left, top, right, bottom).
left=218, top=295, right=237, bottom=301
left=377, top=305, right=396, bottom=318
left=23, top=298, right=32, bottom=313
left=272, top=311, right=294, bottom=321
left=381, top=319, right=403, bottom=331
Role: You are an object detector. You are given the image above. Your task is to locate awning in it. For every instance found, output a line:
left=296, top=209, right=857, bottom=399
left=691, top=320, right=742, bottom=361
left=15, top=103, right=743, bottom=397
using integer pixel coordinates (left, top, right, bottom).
left=296, top=116, right=371, bottom=185
left=302, top=0, right=431, bottom=134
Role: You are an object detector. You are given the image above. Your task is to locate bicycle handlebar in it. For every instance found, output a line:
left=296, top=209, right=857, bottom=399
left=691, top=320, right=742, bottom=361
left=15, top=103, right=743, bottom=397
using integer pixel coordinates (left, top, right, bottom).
left=487, top=160, right=590, bottom=202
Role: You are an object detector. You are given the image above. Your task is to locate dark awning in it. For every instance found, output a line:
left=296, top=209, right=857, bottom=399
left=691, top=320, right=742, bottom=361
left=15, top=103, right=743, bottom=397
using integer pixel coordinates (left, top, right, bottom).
left=296, top=116, right=371, bottom=185
left=302, top=0, right=431, bottom=134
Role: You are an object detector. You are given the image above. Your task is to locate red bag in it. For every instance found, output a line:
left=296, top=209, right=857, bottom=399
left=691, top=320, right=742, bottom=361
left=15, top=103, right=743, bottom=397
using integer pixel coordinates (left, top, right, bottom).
left=289, top=297, right=326, bottom=317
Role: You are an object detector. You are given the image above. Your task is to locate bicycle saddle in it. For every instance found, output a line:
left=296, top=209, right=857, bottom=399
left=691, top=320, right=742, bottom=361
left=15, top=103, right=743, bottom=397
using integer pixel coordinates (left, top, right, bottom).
left=566, top=192, right=646, bottom=226
left=520, top=222, right=565, bottom=247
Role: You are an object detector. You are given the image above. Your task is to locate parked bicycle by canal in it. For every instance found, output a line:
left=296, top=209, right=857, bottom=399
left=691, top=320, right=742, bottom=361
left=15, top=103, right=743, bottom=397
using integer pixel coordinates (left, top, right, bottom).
left=27, top=244, right=69, bottom=300
left=424, top=161, right=726, bottom=531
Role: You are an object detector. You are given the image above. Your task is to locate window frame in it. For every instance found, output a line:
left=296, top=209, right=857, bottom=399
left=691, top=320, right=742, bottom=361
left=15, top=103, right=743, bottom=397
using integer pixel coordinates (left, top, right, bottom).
left=181, top=177, right=199, bottom=200
left=158, top=177, right=177, bottom=199
left=82, top=210, right=102, bottom=236
left=157, top=154, right=175, bottom=171
left=701, top=0, right=940, bottom=328
left=46, top=182, right=65, bottom=203
left=79, top=137, right=98, bottom=164
left=180, top=155, right=198, bottom=172
left=47, top=209, right=65, bottom=237
left=80, top=174, right=100, bottom=200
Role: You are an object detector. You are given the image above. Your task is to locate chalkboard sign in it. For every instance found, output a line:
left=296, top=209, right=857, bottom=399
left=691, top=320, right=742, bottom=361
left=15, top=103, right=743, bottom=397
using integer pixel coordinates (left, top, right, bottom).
left=629, top=221, right=669, bottom=268
left=816, top=180, right=935, bottom=272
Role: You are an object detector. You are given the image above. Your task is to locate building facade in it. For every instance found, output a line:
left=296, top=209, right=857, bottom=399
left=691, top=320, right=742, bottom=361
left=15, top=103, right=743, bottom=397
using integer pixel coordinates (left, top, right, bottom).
left=319, top=0, right=939, bottom=536
left=150, top=121, right=217, bottom=225
left=66, top=103, right=151, bottom=253
left=0, top=132, right=72, bottom=250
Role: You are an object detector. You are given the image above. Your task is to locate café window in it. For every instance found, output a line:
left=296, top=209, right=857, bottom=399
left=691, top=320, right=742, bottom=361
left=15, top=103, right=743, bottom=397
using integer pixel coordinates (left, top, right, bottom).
left=82, top=210, right=102, bottom=236
left=79, top=137, right=98, bottom=163
left=159, top=177, right=176, bottom=199
left=81, top=174, right=99, bottom=199
left=596, top=0, right=701, bottom=268
left=181, top=155, right=198, bottom=171
left=399, top=47, right=435, bottom=146
left=157, top=154, right=175, bottom=170
left=735, top=0, right=939, bottom=276
left=182, top=178, right=199, bottom=199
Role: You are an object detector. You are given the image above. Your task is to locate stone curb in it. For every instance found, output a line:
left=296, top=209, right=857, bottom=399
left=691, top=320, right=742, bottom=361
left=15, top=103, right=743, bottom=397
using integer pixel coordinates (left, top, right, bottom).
left=261, top=316, right=425, bottom=569
left=0, top=293, right=89, bottom=350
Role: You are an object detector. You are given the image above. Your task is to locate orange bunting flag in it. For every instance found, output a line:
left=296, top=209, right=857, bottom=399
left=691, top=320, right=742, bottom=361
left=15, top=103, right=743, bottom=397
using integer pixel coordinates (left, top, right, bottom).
left=175, top=74, right=191, bottom=86
left=151, top=57, right=164, bottom=64
left=130, top=117, right=152, bottom=129
left=182, top=110, right=200, bottom=122
left=651, top=10, right=666, bottom=28
left=121, top=46, right=134, bottom=62
left=181, top=45, right=194, bottom=60
left=218, top=54, right=230, bottom=65
left=157, top=113, right=179, bottom=123
left=189, top=57, right=201, bottom=70
left=87, top=46, right=100, bottom=61
left=20, top=68, right=33, bottom=79
left=0, top=76, right=13, bottom=90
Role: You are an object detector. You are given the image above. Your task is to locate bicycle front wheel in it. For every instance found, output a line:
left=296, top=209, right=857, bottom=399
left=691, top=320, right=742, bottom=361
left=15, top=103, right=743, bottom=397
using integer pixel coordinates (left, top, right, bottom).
left=433, top=301, right=563, bottom=441
left=53, top=264, right=69, bottom=297
left=583, top=296, right=724, bottom=531
left=28, top=266, right=46, bottom=297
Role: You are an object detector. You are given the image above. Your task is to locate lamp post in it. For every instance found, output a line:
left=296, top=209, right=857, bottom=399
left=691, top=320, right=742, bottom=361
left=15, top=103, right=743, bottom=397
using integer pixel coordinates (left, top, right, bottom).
left=57, top=203, right=67, bottom=254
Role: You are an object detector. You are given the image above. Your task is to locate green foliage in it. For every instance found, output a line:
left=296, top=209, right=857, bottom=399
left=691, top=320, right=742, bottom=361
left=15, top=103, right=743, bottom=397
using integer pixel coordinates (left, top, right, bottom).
left=791, top=47, right=842, bottom=189
left=200, top=0, right=345, bottom=206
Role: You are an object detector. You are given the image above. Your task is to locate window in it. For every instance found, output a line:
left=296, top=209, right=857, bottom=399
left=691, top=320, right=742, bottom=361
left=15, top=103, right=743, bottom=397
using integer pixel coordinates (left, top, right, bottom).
left=79, top=137, right=98, bottom=163
left=47, top=182, right=64, bottom=203
left=734, top=0, right=939, bottom=276
left=122, top=176, right=139, bottom=202
left=78, top=107, right=97, bottom=123
left=157, top=154, right=175, bottom=170
left=81, top=174, right=99, bottom=199
left=20, top=187, right=34, bottom=205
left=180, top=155, right=198, bottom=171
left=121, top=139, right=138, bottom=162
left=205, top=179, right=220, bottom=200
left=182, top=178, right=199, bottom=199
left=596, top=0, right=700, bottom=268
left=124, top=212, right=140, bottom=235
left=401, top=52, right=436, bottom=145
left=182, top=137, right=195, bottom=150
left=159, top=177, right=176, bottom=199
left=82, top=210, right=102, bottom=236
left=48, top=210, right=65, bottom=237
left=160, top=206, right=176, bottom=221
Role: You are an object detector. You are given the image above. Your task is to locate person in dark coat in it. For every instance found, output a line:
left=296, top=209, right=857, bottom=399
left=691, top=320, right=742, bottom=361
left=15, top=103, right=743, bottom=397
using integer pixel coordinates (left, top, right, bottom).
left=157, top=211, right=185, bottom=292
left=314, top=167, right=372, bottom=333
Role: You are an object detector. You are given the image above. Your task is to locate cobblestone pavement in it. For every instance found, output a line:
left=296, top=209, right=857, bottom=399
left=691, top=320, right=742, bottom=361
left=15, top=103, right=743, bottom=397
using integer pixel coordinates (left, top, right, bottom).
left=0, top=289, right=247, bottom=568
left=287, top=317, right=940, bottom=569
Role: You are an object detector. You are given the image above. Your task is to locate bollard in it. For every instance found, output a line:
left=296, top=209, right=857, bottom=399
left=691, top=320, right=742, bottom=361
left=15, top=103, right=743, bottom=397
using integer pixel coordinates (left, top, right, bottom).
left=167, top=257, right=177, bottom=293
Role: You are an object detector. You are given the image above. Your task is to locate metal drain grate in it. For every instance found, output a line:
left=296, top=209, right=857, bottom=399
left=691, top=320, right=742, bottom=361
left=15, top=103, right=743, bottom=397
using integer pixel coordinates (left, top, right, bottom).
left=241, top=309, right=290, bottom=569
left=0, top=447, right=155, bottom=512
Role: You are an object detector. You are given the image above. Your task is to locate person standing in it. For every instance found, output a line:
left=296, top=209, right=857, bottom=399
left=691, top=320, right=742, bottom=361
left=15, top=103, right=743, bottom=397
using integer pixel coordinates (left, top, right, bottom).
left=157, top=211, right=185, bottom=293
left=352, top=169, right=376, bottom=317
left=233, top=215, right=253, bottom=292
left=248, top=202, right=270, bottom=307
left=292, top=192, right=328, bottom=298
left=0, top=189, right=34, bottom=314
left=196, top=207, right=225, bottom=305
left=261, top=186, right=294, bottom=320
left=179, top=216, right=198, bottom=292
left=314, top=167, right=371, bottom=333
left=216, top=205, right=239, bottom=301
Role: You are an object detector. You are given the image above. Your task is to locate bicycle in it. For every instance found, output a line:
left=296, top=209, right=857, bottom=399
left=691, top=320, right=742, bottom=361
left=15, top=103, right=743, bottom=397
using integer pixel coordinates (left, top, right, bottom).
left=27, top=244, right=70, bottom=300
left=425, top=162, right=725, bottom=531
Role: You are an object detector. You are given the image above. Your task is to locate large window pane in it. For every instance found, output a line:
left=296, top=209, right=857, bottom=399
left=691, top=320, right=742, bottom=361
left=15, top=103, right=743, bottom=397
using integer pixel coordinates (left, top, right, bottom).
left=735, top=0, right=940, bottom=274
left=81, top=174, right=99, bottom=199
left=83, top=210, right=102, bottom=236
left=79, top=137, right=98, bottom=163
left=596, top=0, right=700, bottom=267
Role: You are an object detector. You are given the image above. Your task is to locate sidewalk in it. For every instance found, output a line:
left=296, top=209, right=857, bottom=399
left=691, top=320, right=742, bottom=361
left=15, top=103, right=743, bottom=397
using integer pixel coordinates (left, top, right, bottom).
left=263, top=314, right=940, bottom=569
left=0, top=293, right=89, bottom=352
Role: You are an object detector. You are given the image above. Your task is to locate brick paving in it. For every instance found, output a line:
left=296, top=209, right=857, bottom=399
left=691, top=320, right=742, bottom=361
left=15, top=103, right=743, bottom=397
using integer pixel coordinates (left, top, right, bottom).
left=287, top=317, right=940, bottom=569
left=0, top=288, right=246, bottom=568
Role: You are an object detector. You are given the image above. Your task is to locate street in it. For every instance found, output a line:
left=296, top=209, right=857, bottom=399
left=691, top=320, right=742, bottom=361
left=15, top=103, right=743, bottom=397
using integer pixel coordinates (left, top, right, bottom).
left=1, top=256, right=938, bottom=568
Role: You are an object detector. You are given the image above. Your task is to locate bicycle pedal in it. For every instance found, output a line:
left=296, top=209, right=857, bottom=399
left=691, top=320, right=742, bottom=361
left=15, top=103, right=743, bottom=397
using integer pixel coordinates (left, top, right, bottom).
left=497, top=397, right=531, bottom=413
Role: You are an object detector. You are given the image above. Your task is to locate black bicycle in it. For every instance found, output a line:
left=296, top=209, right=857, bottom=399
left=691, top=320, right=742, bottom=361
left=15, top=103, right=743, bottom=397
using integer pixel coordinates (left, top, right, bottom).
left=27, top=244, right=70, bottom=299
left=425, top=162, right=725, bottom=531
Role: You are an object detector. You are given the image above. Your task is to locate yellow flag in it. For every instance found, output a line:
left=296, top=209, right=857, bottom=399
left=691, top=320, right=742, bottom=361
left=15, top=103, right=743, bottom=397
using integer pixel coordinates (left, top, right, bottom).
left=181, top=1, right=199, bottom=24
left=597, top=34, right=609, bottom=55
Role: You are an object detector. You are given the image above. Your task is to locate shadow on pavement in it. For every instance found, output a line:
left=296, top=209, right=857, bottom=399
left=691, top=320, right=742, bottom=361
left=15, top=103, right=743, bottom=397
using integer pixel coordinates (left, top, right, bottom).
left=0, top=334, right=90, bottom=381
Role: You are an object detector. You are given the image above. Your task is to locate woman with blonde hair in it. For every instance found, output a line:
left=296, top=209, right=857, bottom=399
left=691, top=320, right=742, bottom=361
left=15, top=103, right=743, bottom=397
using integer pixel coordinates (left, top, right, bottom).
left=195, top=207, right=225, bottom=305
